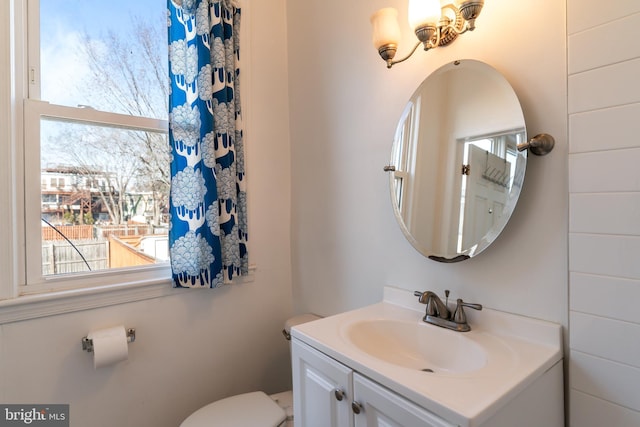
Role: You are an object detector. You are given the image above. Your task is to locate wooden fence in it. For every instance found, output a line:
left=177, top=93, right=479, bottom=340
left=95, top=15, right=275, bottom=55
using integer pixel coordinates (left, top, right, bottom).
left=40, top=225, right=169, bottom=275
left=109, top=236, right=156, bottom=268
left=41, top=225, right=94, bottom=241
left=42, top=224, right=169, bottom=241
left=96, top=224, right=157, bottom=238
left=42, top=240, right=109, bottom=275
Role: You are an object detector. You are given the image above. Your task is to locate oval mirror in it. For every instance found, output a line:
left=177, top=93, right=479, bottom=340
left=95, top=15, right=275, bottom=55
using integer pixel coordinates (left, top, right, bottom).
left=388, top=59, right=527, bottom=262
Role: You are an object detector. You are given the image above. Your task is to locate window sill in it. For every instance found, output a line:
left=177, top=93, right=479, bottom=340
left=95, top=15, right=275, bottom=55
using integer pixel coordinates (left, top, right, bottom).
left=0, top=266, right=256, bottom=325
left=0, top=278, right=177, bottom=324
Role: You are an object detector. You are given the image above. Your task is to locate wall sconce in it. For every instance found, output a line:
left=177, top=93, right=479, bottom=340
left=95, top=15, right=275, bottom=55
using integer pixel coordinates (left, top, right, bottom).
left=371, top=0, right=484, bottom=68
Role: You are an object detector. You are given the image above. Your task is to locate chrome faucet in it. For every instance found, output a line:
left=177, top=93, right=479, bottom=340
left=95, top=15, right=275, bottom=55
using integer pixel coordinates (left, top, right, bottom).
left=414, top=290, right=482, bottom=332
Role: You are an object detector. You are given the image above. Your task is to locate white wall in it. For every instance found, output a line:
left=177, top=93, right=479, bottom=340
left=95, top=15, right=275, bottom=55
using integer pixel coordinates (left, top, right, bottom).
left=0, top=1, right=294, bottom=426
left=287, top=0, right=568, bottom=324
left=8, top=1, right=640, bottom=425
left=567, top=1, right=640, bottom=425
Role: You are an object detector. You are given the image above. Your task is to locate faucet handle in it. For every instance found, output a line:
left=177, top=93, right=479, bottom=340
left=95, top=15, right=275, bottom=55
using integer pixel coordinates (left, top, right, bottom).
left=452, top=298, right=483, bottom=324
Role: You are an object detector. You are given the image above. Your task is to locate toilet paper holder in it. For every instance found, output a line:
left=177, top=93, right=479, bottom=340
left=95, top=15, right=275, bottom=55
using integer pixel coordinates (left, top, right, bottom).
left=82, top=328, right=136, bottom=353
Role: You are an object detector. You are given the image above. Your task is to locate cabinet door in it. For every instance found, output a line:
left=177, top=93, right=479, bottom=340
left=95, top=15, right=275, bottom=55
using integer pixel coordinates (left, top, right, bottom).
left=353, top=374, right=455, bottom=427
left=292, top=339, right=354, bottom=427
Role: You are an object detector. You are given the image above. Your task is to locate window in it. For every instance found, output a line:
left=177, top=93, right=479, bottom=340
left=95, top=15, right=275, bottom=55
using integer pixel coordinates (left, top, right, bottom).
left=391, top=98, right=420, bottom=227
left=22, top=0, right=170, bottom=293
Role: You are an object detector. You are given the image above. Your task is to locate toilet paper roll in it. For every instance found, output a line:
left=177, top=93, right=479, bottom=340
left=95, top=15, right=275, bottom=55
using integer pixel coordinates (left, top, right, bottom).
left=87, top=326, right=129, bottom=369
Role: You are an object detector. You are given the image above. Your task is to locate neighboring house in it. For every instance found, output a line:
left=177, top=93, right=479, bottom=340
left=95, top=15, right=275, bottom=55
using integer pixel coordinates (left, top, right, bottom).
left=40, top=166, right=163, bottom=225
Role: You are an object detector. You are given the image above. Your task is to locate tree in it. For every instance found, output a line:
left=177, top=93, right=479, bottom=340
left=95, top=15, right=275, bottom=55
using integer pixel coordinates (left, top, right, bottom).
left=46, top=13, right=170, bottom=226
left=63, top=211, right=76, bottom=225
left=55, top=125, right=141, bottom=225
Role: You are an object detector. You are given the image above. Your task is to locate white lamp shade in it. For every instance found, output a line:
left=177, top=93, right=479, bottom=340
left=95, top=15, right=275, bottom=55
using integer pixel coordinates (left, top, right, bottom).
left=370, top=7, right=401, bottom=49
left=408, top=0, right=441, bottom=29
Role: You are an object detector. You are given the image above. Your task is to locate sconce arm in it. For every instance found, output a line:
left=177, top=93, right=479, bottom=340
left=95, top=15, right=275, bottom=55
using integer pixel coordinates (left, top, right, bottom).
left=384, top=41, right=422, bottom=69
left=443, top=21, right=473, bottom=37
left=440, top=3, right=471, bottom=37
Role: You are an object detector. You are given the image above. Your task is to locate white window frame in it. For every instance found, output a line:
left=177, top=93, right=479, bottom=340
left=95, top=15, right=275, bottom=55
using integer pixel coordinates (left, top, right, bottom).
left=24, top=0, right=172, bottom=293
left=23, top=99, right=172, bottom=295
left=0, top=0, right=178, bottom=322
left=0, top=0, right=255, bottom=323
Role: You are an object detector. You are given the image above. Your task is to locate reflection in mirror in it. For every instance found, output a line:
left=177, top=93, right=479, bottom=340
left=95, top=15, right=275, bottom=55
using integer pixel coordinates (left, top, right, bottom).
left=389, top=60, right=527, bottom=262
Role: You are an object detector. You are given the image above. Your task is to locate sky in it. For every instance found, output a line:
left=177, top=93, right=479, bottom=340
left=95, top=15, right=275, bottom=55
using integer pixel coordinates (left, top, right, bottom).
left=38, top=0, right=167, bottom=167
left=39, top=0, right=166, bottom=108
left=40, top=0, right=164, bottom=37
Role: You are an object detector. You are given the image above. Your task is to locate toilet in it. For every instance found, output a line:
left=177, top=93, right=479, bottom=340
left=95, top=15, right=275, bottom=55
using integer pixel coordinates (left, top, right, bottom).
left=180, top=314, right=320, bottom=427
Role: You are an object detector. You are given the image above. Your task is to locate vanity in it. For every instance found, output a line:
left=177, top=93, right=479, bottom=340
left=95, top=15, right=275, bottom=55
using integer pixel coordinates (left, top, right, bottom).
left=291, top=287, right=563, bottom=427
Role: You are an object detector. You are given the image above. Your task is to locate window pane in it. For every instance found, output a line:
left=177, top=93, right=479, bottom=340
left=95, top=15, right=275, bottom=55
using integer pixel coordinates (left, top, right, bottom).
left=33, top=0, right=171, bottom=280
left=38, top=0, right=168, bottom=120
left=40, top=118, right=169, bottom=276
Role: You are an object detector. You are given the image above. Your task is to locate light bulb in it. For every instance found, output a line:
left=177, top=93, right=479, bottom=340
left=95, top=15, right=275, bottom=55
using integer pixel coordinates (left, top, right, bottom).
left=408, top=0, right=441, bottom=29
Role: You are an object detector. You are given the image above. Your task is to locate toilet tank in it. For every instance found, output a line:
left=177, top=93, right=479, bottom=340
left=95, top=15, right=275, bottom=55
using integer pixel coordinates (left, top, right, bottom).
left=283, top=314, right=320, bottom=342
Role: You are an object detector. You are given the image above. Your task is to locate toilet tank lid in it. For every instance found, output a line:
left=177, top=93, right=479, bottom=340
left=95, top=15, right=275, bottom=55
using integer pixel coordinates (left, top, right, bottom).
left=285, top=314, right=321, bottom=334
left=180, top=391, right=285, bottom=427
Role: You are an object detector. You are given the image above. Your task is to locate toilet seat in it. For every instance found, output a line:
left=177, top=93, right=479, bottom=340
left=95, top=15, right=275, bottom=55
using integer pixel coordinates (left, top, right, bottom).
left=180, top=391, right=286, bottom=427
left=181, top=315, right=321, bottom=426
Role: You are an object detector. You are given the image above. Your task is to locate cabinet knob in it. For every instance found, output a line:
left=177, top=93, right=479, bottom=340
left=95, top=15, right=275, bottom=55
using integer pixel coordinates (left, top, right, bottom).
left=334, top=389, right=345, bottom=401
left=351, top=401, right=363, bottom=414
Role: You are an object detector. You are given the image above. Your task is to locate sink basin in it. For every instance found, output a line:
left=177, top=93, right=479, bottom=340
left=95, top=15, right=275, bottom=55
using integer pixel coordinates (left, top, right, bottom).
left=343, top=319, right=488, bottom=374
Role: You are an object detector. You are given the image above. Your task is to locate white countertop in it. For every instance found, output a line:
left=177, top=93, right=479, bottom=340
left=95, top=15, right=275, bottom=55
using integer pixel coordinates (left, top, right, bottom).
left=291, top=287, right=563, bottom=427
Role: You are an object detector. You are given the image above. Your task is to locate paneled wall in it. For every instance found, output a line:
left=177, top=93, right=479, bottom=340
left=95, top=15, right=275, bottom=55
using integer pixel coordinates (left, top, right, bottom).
left=568, top=1, right=640, bottom=425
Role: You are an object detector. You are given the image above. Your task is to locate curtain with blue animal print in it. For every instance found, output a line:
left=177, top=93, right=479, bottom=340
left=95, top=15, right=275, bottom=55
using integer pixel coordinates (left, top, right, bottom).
left=167, top=0, right=248, bottom=288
